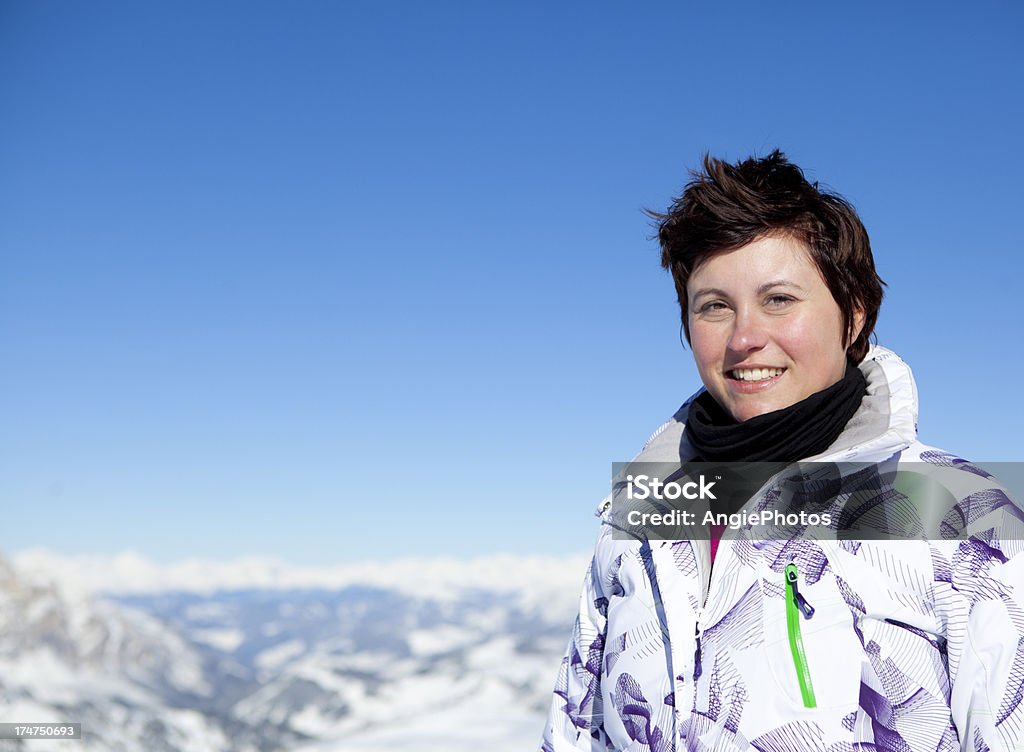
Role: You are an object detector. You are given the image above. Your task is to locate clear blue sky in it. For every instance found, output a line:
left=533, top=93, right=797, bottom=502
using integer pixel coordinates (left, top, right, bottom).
left=2, top=2, right=1022, bottom=565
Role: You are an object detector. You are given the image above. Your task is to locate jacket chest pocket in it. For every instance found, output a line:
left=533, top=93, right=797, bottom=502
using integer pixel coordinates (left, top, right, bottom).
left=761, top=561, right=863, bottom=711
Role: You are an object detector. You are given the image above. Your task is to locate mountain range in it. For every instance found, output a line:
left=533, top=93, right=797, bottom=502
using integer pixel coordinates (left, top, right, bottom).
left=0, top=550, right=588, bottom=751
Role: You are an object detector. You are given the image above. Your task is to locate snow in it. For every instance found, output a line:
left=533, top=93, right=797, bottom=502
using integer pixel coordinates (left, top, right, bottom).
left=289, top=704, right=336, bottom=737
left=184, top=602, right=232, bottom=620
left=407, top=624, right=475, bottom=656
left=261, top=621, right=283, bottom=636
left=292, top=676, right=546, bottom=752
left=1, top=647, right=154, bottom=707
left=254, top=639, right=306, bottom=670
left=0, top=548, right=578, bottom=752
left=191, top=627, right=246, bottom=652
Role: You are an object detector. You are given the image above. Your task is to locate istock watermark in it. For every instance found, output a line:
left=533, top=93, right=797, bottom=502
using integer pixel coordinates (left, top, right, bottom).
left=607, top=460, right=1024, bottom=542
left=625, top=507, right=832, bottom=531
left=625, top=473, right=719, bottom=501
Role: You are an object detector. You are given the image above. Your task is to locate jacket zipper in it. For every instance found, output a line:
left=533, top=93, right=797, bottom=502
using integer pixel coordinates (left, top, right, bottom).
left=693, top=621, right=702, bottom=679
left=784, top=562, right=816, bottom=708
left=694, top=548, right=711, bottom=682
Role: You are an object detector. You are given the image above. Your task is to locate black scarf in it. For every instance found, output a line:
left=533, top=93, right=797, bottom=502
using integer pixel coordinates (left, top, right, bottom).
left=684, top=363, right=868, bottom=463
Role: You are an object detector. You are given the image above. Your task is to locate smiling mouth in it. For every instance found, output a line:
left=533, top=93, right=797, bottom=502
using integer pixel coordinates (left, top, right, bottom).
left=727, top=367, right=786, bottom=382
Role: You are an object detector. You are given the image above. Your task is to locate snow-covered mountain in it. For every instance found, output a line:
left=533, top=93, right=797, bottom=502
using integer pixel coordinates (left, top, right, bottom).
left=0, top=550, right=588, bottom=751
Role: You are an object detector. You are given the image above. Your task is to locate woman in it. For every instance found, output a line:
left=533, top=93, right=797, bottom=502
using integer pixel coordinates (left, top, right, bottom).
left=541, top=152, right=1024, bottom=751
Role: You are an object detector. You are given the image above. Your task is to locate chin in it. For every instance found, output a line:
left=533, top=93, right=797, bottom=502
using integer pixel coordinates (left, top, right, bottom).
left=731, top=399, right=787, bottom=422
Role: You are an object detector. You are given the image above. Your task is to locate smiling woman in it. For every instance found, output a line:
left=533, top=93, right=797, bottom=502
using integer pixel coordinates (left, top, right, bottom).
left=541, top=152, right=1024, bottom=752
left=687, top=235, right=860, bottom=423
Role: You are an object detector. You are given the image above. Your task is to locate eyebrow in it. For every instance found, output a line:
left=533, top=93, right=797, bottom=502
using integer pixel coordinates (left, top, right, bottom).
left=689, top=279, right=806, bottom=301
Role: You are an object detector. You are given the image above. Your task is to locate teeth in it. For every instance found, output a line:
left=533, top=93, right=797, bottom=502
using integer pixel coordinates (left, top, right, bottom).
left=731, top=367, right=784, bottom=382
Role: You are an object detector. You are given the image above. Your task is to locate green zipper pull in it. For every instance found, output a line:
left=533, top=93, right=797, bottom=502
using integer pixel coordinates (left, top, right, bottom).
left=784, top=562, right=817, bottom=708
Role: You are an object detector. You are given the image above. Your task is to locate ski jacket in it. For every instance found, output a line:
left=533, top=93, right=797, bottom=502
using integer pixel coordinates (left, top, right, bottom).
left=541, top=346, right=1024, bottom=751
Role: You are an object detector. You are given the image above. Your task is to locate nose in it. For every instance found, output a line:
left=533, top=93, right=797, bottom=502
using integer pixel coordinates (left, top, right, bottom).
left=727, top=307, right=769, bottom=354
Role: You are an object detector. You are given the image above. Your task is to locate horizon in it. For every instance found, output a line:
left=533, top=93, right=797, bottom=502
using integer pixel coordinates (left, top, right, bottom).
left=6, top=546, right=592, bottom=594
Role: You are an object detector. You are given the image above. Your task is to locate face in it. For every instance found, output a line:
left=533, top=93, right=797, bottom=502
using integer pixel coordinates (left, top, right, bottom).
left=686, top=234, right=864, bottom=423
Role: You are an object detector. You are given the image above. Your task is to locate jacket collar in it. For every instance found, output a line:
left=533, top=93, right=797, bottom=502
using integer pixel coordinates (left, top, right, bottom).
left=808, top=344, right=919, bottom=462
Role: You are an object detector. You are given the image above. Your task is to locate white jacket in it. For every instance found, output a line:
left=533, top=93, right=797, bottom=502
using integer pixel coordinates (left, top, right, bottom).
left=542, top=346, right=1024, bottom=751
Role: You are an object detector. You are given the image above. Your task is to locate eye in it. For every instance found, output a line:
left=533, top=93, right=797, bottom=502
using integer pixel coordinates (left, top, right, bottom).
left=765, top=294, right=795, bottom=308
left=697, top=300, right=729, bottom=314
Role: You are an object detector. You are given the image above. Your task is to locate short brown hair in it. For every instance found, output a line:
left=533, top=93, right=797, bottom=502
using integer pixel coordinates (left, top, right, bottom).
left=650, top=150, right=884, bottom=364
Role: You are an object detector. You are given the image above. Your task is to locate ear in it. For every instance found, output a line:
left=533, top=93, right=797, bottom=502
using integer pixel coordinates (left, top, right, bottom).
left=849, top=307, right=866, bottom=347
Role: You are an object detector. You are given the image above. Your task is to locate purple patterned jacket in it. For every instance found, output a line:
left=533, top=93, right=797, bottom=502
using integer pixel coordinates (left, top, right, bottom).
left=542, top=346, right=1024, bottom=751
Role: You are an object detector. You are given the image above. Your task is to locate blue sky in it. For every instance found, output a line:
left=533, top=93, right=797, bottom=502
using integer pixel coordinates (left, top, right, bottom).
left=2, top=2, right=1022, bottom=564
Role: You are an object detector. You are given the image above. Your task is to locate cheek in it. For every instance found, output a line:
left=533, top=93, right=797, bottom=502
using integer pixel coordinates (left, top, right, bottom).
left=780, top=318, right=847, bottom=372
left=689, top=324, right=724, bottom=373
